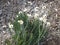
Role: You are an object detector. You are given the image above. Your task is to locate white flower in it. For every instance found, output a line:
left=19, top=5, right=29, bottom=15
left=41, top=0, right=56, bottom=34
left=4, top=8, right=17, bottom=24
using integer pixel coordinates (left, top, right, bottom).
left=27, top=14, right=32, bottom=17
left=39, top=17, right=43, bottom=21
left=18, top=20, right=24, bottom=24
left=43, top=14, right=47, bottom=18
left=43, top=18, right=47, bottom=23
left=46, top=22, right=50, bottom=26
left=18, top=11, right=22, bottom=14
left=16, top=15, right=18, bottom=17
left=42, top=14, right=47, bottom=23
left=8, top=23, right=13, bottom=28
left=34, top=13, right=39, bottom=18
left=39, top=17, right=47, bottom=23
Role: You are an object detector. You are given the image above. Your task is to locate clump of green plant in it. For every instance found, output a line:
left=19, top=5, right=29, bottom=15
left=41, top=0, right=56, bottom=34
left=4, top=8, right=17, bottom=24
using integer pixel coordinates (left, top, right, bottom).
left=5, top=12, right=47, bottom=45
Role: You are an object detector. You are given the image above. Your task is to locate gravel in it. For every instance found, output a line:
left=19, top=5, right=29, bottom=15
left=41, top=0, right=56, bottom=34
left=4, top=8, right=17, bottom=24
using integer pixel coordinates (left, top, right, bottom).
left=0, top=0, right=60, bottom=45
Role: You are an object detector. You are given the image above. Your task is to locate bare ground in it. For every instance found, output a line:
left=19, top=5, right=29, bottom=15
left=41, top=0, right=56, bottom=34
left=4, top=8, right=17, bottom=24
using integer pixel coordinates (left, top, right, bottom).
left=0, top=0, right=60, bottom=45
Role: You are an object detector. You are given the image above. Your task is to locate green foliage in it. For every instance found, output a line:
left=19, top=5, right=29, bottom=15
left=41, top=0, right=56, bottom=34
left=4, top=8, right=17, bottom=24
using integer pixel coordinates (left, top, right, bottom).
left=5, top=12, right=47, bottom=45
